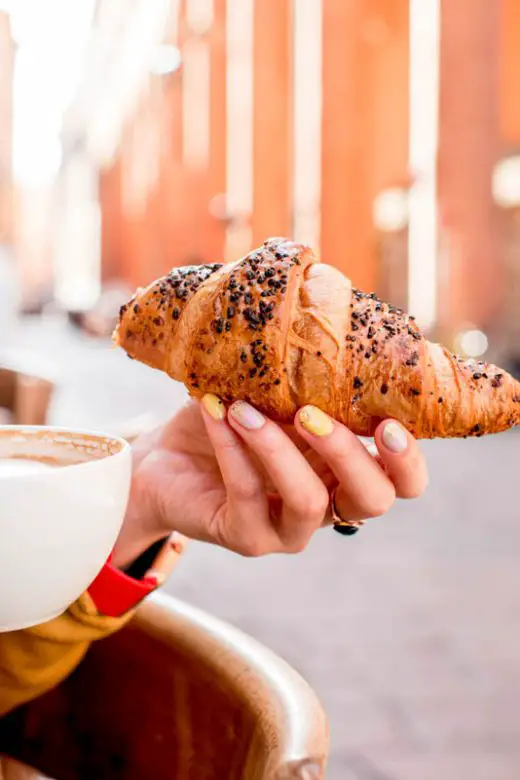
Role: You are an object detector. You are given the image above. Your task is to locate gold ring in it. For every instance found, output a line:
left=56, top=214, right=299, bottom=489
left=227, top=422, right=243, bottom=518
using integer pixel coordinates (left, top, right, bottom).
left=330, top=487, right=364, bottom=536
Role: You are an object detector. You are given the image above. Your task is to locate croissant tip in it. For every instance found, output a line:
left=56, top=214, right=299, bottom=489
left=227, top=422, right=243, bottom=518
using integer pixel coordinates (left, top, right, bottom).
left=112, top=322, right=121, bottom=347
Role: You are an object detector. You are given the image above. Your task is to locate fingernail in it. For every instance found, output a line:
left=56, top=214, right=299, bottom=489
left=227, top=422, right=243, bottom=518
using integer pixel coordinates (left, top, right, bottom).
left=145, top=571, right=167, bottom=587
left=201, top=393, right=226, bottom=421
left=382, top=421, right=408, bottom=453
left=299, top=405, right=333, bottom=437
left=229, top=401, right=265, bottom=430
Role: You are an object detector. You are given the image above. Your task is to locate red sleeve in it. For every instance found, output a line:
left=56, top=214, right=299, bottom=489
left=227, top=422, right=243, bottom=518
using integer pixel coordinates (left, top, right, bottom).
left=87, top=559, right=158, bottom=617
left=87, top=534, right=187, bottom=617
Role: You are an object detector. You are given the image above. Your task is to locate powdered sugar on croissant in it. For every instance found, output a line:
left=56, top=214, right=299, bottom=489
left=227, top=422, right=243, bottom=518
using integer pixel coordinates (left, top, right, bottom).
left=114, top=238, right=520, bottom=439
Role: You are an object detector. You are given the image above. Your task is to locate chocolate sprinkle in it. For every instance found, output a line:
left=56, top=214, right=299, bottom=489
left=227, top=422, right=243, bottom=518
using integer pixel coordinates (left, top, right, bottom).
left=406, top=351, right=419, bottom=367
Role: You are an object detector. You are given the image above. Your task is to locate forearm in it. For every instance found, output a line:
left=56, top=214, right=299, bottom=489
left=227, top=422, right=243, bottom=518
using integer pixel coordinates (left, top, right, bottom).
left=110, top=482, right=166, bottom=570
left=111, top=436, right=168, bottom=569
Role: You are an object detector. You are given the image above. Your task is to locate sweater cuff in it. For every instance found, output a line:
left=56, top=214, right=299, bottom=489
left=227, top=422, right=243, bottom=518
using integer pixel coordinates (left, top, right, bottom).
left=87, top=534, right=187, bottom=617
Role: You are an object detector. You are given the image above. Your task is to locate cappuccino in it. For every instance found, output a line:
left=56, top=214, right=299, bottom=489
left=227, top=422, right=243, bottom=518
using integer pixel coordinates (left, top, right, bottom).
left=0, top=424, right=131, bottom=631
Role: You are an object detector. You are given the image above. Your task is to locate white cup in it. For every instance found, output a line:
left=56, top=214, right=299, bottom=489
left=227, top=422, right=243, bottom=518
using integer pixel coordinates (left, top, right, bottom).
left=0, top=426, right=132, bottom=632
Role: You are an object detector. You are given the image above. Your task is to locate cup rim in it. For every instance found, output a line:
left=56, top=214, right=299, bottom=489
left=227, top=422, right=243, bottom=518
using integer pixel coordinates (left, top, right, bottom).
left=0, top=424, right=131, bottom=479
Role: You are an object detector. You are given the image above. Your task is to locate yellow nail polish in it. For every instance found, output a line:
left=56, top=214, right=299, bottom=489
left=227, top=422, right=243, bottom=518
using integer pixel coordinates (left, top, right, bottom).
left=299, top=405, right=333, bottom=436
left=201, top=393, right=226, bottom=421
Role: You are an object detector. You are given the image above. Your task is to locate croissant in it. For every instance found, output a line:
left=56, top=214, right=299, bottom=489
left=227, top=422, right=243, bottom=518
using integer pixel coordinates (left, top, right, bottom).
left=114, top=237, right=520, bottom=439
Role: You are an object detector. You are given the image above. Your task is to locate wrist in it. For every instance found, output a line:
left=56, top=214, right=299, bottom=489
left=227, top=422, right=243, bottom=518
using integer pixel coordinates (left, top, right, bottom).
left=111, top=522, right=166, bottom=570
left=112, top=454, right=165, bottom=569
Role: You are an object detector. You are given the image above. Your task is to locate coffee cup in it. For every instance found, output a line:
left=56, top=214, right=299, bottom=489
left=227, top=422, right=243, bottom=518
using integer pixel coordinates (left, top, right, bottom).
left=0, top=426, right=132, bottom=631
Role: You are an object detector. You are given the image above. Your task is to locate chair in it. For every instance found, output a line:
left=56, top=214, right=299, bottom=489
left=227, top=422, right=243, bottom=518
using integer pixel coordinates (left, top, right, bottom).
left=0, top=594, right=329, bottom=779
left=0, top=367, right=54, bottom=427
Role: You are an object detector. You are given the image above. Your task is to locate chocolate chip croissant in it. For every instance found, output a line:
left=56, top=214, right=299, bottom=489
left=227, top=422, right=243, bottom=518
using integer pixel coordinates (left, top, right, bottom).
left=114, top=238, right=520, bottom=439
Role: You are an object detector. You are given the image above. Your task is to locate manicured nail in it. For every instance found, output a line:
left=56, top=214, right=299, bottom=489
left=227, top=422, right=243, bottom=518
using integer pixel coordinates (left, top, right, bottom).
left=229, top=401, right=265, bottom=430
left=382, top=421, right=408, bottom=453
left=145, top=571, right=167, bottom=587
left=201, top=394, right=226, bottom=421
left=299, top=405, right=333, bottom=437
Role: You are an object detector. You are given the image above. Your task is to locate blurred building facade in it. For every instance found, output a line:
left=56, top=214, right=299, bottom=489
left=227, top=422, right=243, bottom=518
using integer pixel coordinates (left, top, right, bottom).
left=0, top=11, right=13, bottom=247
left=2, top=0, right=520, bottom=367
left=0, top=10, right=19, bottom=335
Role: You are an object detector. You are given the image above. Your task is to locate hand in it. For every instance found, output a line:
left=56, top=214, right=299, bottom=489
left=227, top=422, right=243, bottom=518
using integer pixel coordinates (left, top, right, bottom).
left=112, top=397, right=428, bottom=567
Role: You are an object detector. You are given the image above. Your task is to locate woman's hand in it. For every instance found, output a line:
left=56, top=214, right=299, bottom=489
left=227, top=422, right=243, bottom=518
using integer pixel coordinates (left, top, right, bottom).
left=112, top=397, right=428, bottom=567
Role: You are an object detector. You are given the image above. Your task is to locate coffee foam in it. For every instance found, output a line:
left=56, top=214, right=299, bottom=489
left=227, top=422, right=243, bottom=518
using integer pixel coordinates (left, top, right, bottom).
left=0, top=428, right=125, bottom=471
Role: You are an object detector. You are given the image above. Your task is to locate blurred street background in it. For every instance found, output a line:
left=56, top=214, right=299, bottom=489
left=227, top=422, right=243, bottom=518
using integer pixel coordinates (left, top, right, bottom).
left=1, top=1, right=520, bottom=777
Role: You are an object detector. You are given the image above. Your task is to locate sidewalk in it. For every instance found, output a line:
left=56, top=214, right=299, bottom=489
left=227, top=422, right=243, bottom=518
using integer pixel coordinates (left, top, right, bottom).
left=171, top=428, right=520, bottom=779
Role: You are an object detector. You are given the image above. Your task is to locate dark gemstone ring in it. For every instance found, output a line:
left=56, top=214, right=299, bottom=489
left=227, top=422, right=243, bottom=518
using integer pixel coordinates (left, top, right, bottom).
left=333, top=523, right=360, bottom=536
left=330, top=487, right=364, bottom=537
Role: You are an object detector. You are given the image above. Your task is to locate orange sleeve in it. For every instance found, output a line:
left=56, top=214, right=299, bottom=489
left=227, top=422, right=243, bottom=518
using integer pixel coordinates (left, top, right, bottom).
left=0, top=535, right=185, bottom=717
left=0, top=593, right=133, bottom=717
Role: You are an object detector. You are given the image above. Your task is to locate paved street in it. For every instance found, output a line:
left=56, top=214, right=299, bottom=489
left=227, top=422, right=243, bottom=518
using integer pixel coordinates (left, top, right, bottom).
left=169, top=429, right=520, bottom=780
left=6, top=318, right=520, bottom=779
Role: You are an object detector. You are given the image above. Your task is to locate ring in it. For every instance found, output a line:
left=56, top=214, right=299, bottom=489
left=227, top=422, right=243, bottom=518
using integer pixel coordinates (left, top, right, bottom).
left=330, top=487, right=364, bottom=536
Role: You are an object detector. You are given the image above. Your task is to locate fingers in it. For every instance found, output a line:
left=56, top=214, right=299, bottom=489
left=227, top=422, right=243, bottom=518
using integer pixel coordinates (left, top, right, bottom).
left=374, top=419, right=429, bottom=499
left=226, top=400, right=329, bottom=552
left=295, top=407, right=428, bottom=524
left=199, top=394, right=275, bottom=555
left=200, top=395, right=327, bottom=555
left=201, top=394, right=427, bottom=555
left=295, top=406, right=397, bottom=523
